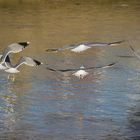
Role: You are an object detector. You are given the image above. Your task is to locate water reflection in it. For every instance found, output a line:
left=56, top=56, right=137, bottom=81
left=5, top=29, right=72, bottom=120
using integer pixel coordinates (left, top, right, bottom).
left=127, top=107, right=140, bottom=140
left=0, top=73, right=32, bottom=133
left=126, top=71, right=140, bottom=140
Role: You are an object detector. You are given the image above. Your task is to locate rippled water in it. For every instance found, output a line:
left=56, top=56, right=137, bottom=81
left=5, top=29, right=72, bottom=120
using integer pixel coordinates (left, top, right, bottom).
left=0, top=0, right=140, bottom=140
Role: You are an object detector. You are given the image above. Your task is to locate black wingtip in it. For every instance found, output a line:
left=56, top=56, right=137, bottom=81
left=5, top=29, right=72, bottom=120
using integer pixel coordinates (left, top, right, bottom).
left=33, top=59, right=43, bottom=66
left=107, top=62, right=116, bottom=67
left=109, top=40, right=125, bottom=45
left=18, top=41, right=30, bottom=48
left=46, top=48, right=59, bottom=52
left=98, top=62, right=116, bottom=69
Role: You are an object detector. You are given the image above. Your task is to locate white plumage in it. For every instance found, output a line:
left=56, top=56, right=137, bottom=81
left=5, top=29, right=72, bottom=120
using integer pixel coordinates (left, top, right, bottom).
left=71, top=44, right=91, bottom=53
left=0, top=42, right=29, bottom=70
left=46, top=40, right=125, bottom=53
left=72, top=69, right=89, bottom=79
left=5, top=56, right=43, bottom=74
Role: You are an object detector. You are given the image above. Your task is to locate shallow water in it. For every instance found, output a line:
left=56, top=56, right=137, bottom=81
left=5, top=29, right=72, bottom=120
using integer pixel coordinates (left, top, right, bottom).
left=0, top=0, right=140, bottom=140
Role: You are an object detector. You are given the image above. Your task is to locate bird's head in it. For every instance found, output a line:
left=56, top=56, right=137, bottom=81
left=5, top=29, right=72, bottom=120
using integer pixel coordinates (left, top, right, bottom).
left=18, top=41, right=30, bottom=49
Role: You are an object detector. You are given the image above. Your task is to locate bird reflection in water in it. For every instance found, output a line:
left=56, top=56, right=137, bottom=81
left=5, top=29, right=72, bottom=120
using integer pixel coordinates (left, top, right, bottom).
left=1, top=77, right=32, bottom=131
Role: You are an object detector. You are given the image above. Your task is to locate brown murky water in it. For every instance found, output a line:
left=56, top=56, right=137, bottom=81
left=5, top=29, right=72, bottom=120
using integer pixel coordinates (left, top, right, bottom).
left=0, top=0, right=140, bottom=140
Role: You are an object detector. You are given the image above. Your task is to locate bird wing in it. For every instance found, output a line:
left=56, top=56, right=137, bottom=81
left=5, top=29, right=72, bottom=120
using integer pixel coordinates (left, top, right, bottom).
left=24, top=57, right=42, bottom=66
left=62, top=44, right=76, bottom=49
left=85, top=62, right=116, bottom=70
left=46, top=67, right=79, bottom=72
left=8, top=42, right=29, bottom=50
left=14, top=57, right=42, bottom=69
left=2, top=42, right=29, bottom=60
left=46, top=45, right=75, bottom=52
left=46, top=40, right=124, bottom=52
left=46, top=62, right=116, bottom=72
left=84, top=40, right=125, bottom=47
left=63, top=40, right=124, bottom=48
left=46, top=48, right=60, bottom=52
left=107, top=40, right=125, bottom=46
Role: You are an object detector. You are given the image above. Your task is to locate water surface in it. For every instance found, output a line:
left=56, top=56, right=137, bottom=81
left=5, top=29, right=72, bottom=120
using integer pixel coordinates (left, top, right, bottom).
left=0, top=0, right=140, bottom=140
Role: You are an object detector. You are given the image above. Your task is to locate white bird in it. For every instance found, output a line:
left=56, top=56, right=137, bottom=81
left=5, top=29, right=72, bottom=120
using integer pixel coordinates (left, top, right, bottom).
left=4, top=56, right=43, bottom=74
left=0, top=42, right=30, bottom=70
left=46, top=62, right=116, bottom=79
left=46, top=40, right=124, bottom=53
left=72, top=66, right=89, bottom=79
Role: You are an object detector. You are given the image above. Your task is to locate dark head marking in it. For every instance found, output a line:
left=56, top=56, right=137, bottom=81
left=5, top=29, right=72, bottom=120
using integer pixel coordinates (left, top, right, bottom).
left=18, top=42, right=30, bottom=48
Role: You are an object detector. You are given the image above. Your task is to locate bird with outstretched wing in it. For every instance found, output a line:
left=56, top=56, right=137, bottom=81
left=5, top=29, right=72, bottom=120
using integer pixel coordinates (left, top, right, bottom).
left=46, top=62, right=116, bottom=79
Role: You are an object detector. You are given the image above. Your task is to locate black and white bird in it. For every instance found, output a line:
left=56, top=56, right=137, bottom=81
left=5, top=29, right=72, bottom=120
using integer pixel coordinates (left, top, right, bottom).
left=46, top=62, right=116, bottom=79
left=46, top=40, right=124, bottom=53
left=0, top=42, right=30, bottom=70
left=4, top=56, right=43, bottom=74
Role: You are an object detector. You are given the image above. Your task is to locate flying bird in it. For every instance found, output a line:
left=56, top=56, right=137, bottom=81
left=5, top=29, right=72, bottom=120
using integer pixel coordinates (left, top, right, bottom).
left=72, top=66, right=89, bottom=79
left=4, top=56, right=43, bottom=74
left=0, top=42, right=30, bottom=70
left=46, top=40, right=125, bottom=53
left=46, top=62, right=116, bottom=79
